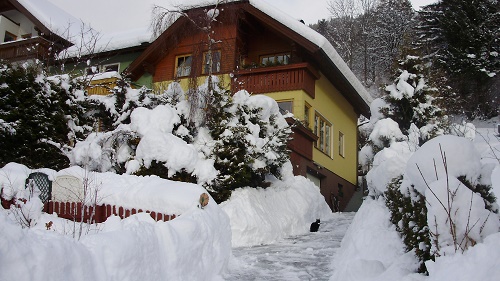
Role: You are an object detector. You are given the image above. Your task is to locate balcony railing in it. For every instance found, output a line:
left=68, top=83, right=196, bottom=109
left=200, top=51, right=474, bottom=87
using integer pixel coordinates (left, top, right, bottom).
left=233, top=62, right=320, bottom=98
left=0, top=37, right=53, bottom=62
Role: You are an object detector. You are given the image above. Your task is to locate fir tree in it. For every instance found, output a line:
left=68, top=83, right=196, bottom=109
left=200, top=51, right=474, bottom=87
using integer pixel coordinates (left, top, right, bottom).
left=0, top=63, right=90, bottom=170
left=381, top=55, right=447, bottom=143
left=415, top=0, right=500, bottom=118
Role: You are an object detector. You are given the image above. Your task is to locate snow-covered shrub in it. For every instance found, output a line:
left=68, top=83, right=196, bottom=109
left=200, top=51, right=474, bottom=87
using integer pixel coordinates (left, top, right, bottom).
left=72, top=77, right=291, bottom=202
left=0, top=62, right=91, bottom=170
left=382, top=135, right=500, bottom=273
left=9, top=178, right=44, bottom=228
left=405, top=135, right=499, bottom=256
left=206, top=88, right=291, bottom=202
left=384, top=176, right=432, bottom=273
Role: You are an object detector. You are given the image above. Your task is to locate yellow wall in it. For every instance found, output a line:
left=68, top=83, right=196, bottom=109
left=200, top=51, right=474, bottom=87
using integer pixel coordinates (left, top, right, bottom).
left=311, top=74, right=358, bottom=184
left=264, top=75, right=358, bottom=185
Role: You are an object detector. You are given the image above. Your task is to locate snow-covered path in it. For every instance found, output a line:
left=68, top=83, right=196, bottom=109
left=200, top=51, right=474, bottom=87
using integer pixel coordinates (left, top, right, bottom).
left=224, top=212, right=355, bottom=281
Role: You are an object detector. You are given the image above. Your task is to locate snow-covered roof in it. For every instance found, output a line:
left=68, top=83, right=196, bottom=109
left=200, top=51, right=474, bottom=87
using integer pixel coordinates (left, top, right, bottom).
left=248, top=0, right=372, bottom=112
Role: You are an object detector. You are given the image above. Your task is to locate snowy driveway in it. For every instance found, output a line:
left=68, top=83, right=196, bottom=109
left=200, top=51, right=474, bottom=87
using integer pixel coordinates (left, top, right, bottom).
left=224, top=212, right=355, bottom=281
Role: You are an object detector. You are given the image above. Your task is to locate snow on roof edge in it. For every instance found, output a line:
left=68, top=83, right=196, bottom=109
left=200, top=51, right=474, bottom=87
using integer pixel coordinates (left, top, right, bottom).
left=16, top=0, right=82, bottom=42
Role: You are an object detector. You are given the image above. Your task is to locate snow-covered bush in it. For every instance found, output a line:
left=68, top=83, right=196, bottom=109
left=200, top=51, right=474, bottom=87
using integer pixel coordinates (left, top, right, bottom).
left=380, top=135, right=500, bottom=273
left=72, top=77, right=291, bottom=202
left=404, top=135, right=499, bottom=255
left=9, top=178, right=44, bottom=228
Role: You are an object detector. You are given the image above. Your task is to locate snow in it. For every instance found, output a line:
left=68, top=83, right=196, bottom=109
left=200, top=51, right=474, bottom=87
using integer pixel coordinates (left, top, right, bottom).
left=385, top=70, right=416, bottom=99
left=369, top=118, right=406, bottom=148
left=331, top=124, right=500, bottom=281
left=1, top=164, right=231, bottom=281
left=221, top=163, right=332, bottom=247
left=404, top=135, right=483, bottom=195
left=330, top=198, right=420, bottom=281
left=1, top=162, right=331, bottom=281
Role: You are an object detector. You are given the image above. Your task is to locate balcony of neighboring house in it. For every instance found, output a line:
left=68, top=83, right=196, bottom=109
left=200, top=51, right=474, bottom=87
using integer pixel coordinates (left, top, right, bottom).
left=0, top=36, right=53, bottom=62
left=0, top=13, right=52, bottom=62
left=233, top=62, right=320, bottom=98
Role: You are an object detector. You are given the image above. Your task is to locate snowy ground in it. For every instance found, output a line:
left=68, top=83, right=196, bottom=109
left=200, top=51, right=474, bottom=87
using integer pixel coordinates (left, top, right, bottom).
left=224, top=212, right=355, bottom=281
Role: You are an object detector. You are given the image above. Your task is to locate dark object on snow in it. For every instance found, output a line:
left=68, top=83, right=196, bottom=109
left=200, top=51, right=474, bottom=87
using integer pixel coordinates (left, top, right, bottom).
left=310, top=219, right=320, bottom=232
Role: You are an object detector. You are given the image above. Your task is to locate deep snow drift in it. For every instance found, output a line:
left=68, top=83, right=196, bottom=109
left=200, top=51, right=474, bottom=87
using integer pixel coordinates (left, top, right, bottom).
left=0, top=161, right=330, bottom=281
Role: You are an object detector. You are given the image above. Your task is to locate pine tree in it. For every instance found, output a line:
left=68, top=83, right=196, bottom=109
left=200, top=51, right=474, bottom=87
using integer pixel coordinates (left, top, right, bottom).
left=0, top=63, right=90, bottom=170
left=415, top=0, right=500, bottom=118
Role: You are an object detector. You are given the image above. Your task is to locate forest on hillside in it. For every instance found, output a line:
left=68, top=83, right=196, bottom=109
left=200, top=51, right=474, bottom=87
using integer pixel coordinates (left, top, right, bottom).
left=311, top=0, right=499, bottom=119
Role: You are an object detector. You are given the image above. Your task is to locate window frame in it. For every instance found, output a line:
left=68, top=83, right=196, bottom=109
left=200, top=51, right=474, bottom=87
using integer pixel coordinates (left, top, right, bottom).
left=277, top=100, right=293, bottom=115
left=339, top=131, right=345, bottom=158
left=175, top=54, right=193, bottom=77
left=303, top=102, right=311, bottom=128
left=102, top=63, right=120, bottom=73
left=202, top=50, right=221, bottom=75
left=260, top=53, right=291, bottom=66
left=4, top=31, right=16, bottom=42
left=314, top=112, right=333, bottom=157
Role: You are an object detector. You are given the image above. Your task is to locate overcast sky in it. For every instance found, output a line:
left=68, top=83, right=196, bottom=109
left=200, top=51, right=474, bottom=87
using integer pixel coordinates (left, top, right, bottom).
left=47, top=0, right=438, bottom=34
left=264, top=0, right=437, bottom=24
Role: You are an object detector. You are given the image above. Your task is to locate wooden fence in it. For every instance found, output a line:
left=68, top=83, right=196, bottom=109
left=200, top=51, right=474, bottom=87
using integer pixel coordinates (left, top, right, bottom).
left=1, top=196, right=176, bottom=223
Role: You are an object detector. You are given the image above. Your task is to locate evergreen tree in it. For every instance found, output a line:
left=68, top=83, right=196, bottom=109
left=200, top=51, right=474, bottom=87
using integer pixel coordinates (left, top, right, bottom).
left=0, top=63, right=90, bottom=170
left=381, top=55, right=447, bottom=143
left=206, top=88, right=291, bottom=202
left=415, top=0, right=500, bottom=118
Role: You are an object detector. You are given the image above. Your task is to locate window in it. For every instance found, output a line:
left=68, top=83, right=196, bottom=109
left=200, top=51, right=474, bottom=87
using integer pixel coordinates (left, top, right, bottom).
left=278, top=100, right=293, bottom=114
left=303, top=103, right=311, bottom=127
left=103, top=63, right=119, bottom=72
left=202, top=51, right=221, bottom=74
left=4, top=31, right=16, bottom=42
left=314, top=113, right=332, bottom=156
left=339, top=132, right=345, bottom=157
left=260, top=53, right=290, bottom=66
left=175, top=54, right=192, bottom=77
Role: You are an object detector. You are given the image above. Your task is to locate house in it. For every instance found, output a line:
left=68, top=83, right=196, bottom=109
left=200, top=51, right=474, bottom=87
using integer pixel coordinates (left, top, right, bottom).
left=126, top=0, right=372, bottom=211
left=0, top=0, right=72, bottom=63
left=0, top=0, right=151, bottom=95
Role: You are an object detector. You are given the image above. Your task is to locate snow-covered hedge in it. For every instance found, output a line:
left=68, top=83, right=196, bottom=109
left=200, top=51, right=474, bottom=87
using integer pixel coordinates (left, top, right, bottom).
left=332, top=133, right=500, bottom=281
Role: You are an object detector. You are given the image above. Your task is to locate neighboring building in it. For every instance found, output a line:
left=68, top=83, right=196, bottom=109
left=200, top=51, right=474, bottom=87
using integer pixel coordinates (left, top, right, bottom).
left=64, top=42, right=151, bottom=95
left=126, top=0, right=372, bottom=211
left=0, top=0, right=72, bottom=63
left=0, top=0, right=151, bottom=95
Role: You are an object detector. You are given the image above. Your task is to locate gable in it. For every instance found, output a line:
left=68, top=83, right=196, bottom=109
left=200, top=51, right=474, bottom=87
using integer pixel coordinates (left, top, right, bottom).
left=126, top=0, right=371, bottom=117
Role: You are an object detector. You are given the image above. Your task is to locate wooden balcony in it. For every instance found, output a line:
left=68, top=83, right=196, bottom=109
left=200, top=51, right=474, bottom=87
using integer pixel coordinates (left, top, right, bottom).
left=0, top=37, right=53, bottom=62
left=233, top=62, right=320, bottom=98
